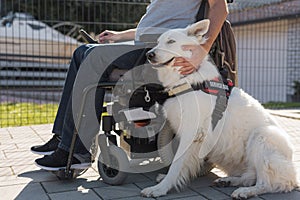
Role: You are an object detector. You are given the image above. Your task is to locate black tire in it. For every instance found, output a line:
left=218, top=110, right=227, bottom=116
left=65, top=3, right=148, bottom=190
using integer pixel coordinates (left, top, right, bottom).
left=98, top=146, right=129, bottom=185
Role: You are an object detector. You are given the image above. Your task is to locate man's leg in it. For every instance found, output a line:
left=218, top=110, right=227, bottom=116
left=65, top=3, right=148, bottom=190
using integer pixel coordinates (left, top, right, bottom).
left=35, top=43, right=148, bottom=170
left=52, top=45, right=92, bottom=136
left=31, top=44, right=92, bottom=155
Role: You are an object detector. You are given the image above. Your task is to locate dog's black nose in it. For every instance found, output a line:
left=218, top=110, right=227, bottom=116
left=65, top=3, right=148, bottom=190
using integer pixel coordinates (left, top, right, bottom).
left=146, top=51, right=155, bottom=60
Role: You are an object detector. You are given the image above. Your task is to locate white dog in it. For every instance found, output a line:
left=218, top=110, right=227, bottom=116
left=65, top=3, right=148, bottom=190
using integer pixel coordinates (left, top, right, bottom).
left=141, top=19, right=298, bottom=199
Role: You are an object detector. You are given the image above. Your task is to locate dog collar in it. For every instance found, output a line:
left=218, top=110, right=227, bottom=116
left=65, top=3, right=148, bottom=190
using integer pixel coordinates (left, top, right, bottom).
left=167, top=82, right=194, bottom=96
left=166, top=78, right=233, bottom=98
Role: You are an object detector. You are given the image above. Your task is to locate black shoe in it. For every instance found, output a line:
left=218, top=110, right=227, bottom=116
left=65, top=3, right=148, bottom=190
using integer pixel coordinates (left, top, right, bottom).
left=35, top=148, right=91, bottom=171
left=31, top=134, right=61, bottom=155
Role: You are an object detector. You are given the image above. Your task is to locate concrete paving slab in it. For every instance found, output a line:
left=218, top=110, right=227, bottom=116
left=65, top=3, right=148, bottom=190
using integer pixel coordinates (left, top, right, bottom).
left=17, top=169, right=60, bottom=183
left=0, top=150, right=6, bottom=159
left=0, top=143, right=18, bottom=151
left=172, top=196, right=208, bottom=200
left=188, top=172, right=219, bottom=188
left=74, top=166, right=100, bottom=179
left=260, top=190, right=300, bottom=200
left=1, top=150, right=40, bottom=167
left=123, top=173, right=152, bottom=184
left=12, top=164, right=42, bottom=175
left=141, top=168, right=169, bottom=181
left=0, top=128, right=10, bottom=134
left=192, top=186, right=230, bottom=200
left=48, top=189, right=101, bottom=200
left=134, top=180, right=157, bottom=189
left=42, top=176, right=108, bottom=193
left=0, top=111, right=299, bottom=200
left=156, top=188, right=199, bottom=200
left=0, top=137, right=15, bottom=145
left=0, top=182, right=49, bottom=200
left=118, top=196, right=155, bottom=200
left=0, top=175, right=32, bottom=187
left=0, top=166, right=13, bottom=176
left=93, top=183, right=141, bottom=199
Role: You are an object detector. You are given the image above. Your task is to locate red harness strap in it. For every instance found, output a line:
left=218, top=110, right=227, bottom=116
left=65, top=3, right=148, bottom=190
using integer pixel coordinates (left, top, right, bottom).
left=201, top=77, right=233, bottom=98
left=198, top=77, right=234, bottom=130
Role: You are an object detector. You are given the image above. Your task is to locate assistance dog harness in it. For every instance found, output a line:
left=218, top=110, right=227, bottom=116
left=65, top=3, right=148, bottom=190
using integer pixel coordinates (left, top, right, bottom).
left=141, top=77, right=234, bottom=131
left=168, top=78, right=233, bottom=130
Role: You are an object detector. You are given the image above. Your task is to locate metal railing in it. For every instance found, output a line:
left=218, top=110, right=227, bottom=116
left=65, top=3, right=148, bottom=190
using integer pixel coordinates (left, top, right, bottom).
left=0, top=0, right=299, bottom=127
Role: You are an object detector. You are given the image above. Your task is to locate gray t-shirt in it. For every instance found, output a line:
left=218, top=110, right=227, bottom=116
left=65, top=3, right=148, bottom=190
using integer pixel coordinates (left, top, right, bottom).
left=135, top=0, right=202, bottom=41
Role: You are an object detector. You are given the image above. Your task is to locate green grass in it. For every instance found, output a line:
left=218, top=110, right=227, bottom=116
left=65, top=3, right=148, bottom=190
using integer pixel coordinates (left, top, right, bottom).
left=262, top=102, right=300, bottom=109
left=1, top=101, right=299, bottom=128
left=0, top=103, right=58, bottom=128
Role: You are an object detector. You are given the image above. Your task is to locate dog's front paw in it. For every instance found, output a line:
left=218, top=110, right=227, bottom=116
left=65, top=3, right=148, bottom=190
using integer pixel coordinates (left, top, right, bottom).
left=231, top=187, right=250, bottom=200
left=141, top=185, right=168, bottom=197
left=213, top=178, right=231, bottom=187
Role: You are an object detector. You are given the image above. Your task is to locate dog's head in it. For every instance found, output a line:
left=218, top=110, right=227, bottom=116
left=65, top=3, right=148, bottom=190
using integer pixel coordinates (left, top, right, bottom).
left=146, top=19, right=210, bottom=66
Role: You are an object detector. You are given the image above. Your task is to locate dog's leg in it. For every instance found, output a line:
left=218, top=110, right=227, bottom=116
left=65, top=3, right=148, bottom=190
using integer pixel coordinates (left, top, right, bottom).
left=141, top=141, right=198, bottom=197
left=231, top=126, right=297, bottom=199
left=231, top=185, right=268, bottom=200
left=214, top=169, right=256, bottom=187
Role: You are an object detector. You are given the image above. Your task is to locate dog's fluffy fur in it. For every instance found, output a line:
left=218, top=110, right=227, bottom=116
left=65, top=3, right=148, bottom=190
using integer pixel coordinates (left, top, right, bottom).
left=141, top=20, right=298, bottom=199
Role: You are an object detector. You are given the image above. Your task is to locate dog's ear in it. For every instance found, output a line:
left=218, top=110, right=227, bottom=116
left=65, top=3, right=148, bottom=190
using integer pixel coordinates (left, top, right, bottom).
left=187, top=19, right=210, bottom=37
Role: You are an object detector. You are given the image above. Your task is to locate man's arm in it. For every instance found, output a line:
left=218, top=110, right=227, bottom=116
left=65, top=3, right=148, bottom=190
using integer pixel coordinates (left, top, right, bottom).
left=174, top=0, right=229, bottom=75
left=202, top=0, right=229, bottom=52
left=98, top=28, right=136, bottom=43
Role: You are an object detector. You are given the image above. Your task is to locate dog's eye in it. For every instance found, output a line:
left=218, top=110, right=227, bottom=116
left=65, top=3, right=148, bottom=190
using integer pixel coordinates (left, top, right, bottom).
left=167, top=39, right=176, bottom=44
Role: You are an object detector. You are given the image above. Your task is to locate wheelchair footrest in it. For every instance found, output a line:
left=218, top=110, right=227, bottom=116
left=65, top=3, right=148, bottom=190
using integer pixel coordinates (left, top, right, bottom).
left=120, top=107, right=156, bottom=122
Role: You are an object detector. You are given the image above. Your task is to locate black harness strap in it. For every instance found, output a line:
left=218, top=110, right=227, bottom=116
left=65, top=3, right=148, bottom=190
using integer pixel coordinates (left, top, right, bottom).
left=211, top=88, right=228, bottom=130
left=162, top=77, right=233, bottom=130
left=197, top=78, right=233, bottom=130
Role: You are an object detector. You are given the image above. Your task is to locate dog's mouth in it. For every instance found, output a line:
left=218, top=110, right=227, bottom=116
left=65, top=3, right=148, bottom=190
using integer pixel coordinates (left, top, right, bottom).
left=150, top=57, right=175, bottom=67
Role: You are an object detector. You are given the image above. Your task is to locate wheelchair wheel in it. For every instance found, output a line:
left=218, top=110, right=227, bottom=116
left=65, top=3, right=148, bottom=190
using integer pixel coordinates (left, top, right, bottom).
left=98, top=145, right=129, bottom=185
left=157, top=121, right=214, bottom=176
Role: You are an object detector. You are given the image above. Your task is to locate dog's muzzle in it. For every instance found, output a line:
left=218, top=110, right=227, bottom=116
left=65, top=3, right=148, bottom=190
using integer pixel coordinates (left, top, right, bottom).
left=146, top=51, right=155, bottom=61
left=146, top=51, right=174, bottom=67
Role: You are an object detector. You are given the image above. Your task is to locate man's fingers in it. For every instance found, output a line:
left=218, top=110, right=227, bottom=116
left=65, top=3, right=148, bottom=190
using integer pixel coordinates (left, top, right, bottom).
left=173, top=57, right=186, bottom=62
left=173, top=60, right=190, bottom=67
left=180, top=68, right=195, bottom=75
left=179, top=66, right=195, bottom=73
left=173, top=56, right=198, bottom=75
left=173, top=58, right=186, bottom=66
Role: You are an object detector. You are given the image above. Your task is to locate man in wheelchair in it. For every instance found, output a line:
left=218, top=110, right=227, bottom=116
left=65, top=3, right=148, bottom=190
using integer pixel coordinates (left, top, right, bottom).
left=31, top=0, right=230, bottom=172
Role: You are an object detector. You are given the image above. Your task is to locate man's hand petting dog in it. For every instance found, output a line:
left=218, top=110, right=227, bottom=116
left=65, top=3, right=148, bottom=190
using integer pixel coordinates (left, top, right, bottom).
left=173, top=44, right=208, bottom=75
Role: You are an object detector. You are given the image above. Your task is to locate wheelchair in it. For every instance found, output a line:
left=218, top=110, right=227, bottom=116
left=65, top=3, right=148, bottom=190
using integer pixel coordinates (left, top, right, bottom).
left=54, top=18, right=237, bottom=182
left=53, top=62, right=214, bottom=184
left=52, top=0, right=237, bottom=179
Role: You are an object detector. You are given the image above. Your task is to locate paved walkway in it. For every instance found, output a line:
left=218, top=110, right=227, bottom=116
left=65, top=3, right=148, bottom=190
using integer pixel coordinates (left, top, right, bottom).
left=0, top=110, right=300, bottom=200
